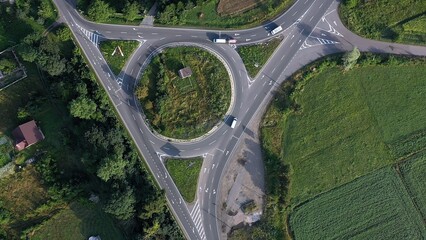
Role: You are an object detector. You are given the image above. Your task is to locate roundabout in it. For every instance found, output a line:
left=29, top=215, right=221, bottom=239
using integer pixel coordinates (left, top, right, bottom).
left=135, top=46, right=232, bottom=140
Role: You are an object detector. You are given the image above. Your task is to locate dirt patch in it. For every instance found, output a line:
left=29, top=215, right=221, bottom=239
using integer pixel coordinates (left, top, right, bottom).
left=217, top=0, right=265, bottom=16
left=218, top=115, right=265, bottom=238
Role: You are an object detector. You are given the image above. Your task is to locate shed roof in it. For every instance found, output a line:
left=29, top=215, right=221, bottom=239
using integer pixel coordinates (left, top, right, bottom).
left=178, top=67, right=193, bottom=78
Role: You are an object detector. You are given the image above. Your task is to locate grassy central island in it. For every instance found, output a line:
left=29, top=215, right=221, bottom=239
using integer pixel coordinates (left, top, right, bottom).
left=136, top=46, right=231, bottom=139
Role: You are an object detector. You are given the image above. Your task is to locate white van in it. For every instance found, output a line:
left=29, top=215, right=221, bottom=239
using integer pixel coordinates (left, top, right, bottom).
left=271, top=26, right=283, bottom=35
left=213, top=38, right=227, bottom=44
left=230, top=118, right=237, bottom=128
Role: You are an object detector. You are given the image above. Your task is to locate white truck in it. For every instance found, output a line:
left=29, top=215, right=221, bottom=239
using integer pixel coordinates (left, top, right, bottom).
left=230, top=118, right=237, bottom=129
left=270, top=26, right=283, bottom=35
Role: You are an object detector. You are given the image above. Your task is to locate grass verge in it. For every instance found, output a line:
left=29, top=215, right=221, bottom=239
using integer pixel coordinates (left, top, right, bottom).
left=238, top=38, right=282, bottom=78
left=136, top=46, right=231, bottom=139
left=165, top=157, right=202, bottom=203
left=339, top=0, right=426, bottom=44
left=99, top=40, right=139, bottom=76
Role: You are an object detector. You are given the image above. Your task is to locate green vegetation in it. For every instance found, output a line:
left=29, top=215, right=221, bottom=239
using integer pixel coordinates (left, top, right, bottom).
left=99, top=40, right=140, bottom=76
left=400, top=154, right=426, bottom=219
left=77, top=0, right=151, bottom=25
left=0, top=2, right=183, bottom=239
left=165, top=157, right=203, bottom=202
left=156, top=0, right=294, bottom=29
left=31, top=201, right=125, bottom=240
left=0, top=137, right=12, bottom=167
left=136, top=46, right=231, bottom=139
left=238, top=38, right=282, bottom=77
left=290, top=166, right=426, bottom=239
left=340, top=0, right=426, bottom=44
left=229, top=54, right=426, bottom=239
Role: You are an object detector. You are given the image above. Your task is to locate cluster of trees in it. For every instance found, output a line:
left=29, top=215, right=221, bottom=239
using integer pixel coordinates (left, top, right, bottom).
left=156, top=0, right=199, bottom=24
left=0, top=2, right=182, bottom=239
left=78, top=0, right=147, bottom=23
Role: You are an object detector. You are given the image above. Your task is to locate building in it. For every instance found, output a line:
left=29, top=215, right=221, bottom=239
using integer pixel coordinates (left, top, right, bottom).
left=12, top=120, right=45, bottom=151
left=178, top=67, right=192, bottom=78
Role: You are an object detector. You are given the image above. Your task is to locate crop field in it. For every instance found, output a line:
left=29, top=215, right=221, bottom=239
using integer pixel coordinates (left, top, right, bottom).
left=400, top=153, right=426, bottom=219
left=290, top=167, right=426, bottom=240
left=340, top=0, right=426, bottom=44
left=99, top=40, right=139, bottom=76
left=281, top=62, right=426, bottom=204
left=165, top=157, right=203, bottom=203
left=258, top=55, right=426, bottom=238
left=31, top=201, right=125, bottom=240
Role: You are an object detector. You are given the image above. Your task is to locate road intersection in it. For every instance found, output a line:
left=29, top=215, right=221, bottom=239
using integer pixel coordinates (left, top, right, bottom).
left=51, top=0, right=426, bottom=239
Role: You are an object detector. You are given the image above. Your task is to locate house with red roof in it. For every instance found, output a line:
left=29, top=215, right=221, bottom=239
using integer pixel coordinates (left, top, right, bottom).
left=12, top=120, right=45, bottom=151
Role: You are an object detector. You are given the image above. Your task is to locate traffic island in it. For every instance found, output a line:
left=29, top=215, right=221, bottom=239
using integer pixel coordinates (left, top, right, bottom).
left=99, top=40, right=140, bottom=76
left=165, top=157, right=203, bottom=203
left=237, top=37, right=282, bottom=78
left=135, top=46, right=231, bottom=139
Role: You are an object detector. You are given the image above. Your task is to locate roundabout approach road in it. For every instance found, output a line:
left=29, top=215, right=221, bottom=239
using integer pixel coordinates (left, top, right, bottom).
left=51, top=0, right=426, bottom=239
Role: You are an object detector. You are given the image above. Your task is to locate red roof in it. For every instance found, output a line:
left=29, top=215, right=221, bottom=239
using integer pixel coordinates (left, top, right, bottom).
left=12, top=120, right=45, bottom=151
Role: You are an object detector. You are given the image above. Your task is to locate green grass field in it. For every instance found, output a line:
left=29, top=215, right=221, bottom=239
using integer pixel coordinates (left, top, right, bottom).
left=99, top=40, right=139, bottom=76
left=165, top=157, right=202, bottom=203
left=136, top=46, right=231, bottom=139
left=290, top=166, right=426, bottom=239
left=31, top=201, right=125, bottom=240
left=339, top=0, right=426, bottom=44
left=281, top=63, right=426, bottom=204
left=238, top=38, right=282, bottom=78
left=257, top=55, right=426, bottom=238
left=400, top=153, right=426, bottom=219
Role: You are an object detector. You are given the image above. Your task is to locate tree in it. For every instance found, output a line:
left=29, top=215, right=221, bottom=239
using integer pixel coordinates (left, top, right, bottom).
left=0, top=59, right=16, bottom=75
left=88, top=0, right=114, bottom=22
left=97, top=155, right=128, bottom=181
left=69, top=96, right=101, bottom=120
left=38, top=54, right=67, bottom=76
left=342, top=46, right=360, bottom=71
left=105, top=187, right=136, bottom=220
left=123, top=1, right=140, bottom=22
left=38, top=0, right=54, bottom=20
left=19, top=44, right=38, bottom=63
left=135, top=86, right=149, bottom=100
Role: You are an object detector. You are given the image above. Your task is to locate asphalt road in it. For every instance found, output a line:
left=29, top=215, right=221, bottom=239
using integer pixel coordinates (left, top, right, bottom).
left=51, top=0, right=426, bottom=239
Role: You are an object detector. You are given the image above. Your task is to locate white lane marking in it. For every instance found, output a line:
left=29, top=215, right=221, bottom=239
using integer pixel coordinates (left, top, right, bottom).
left=176, top=34, right=182, bottom=36
left=319, top=2, right=324, bottom=8
left=132, top=114, right=136, bottom=120
left=290, top=42, right=295, bottom=47
left=106, top=31, right=111, bottom=33
left=292, top=11, right=298, bottom=16
left=120, top=31, right=127, bottom=34
left=309, top=15, right=315, bottom=22
left=209, top=140, right=216, bottom=145
left=152, top=32, right=158, bottom=35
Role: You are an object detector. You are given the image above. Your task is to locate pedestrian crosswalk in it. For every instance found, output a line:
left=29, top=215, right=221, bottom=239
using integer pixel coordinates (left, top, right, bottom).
left=190, top=200, right=206, bottom=240
left=76, top=24, right=101, bottom=45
